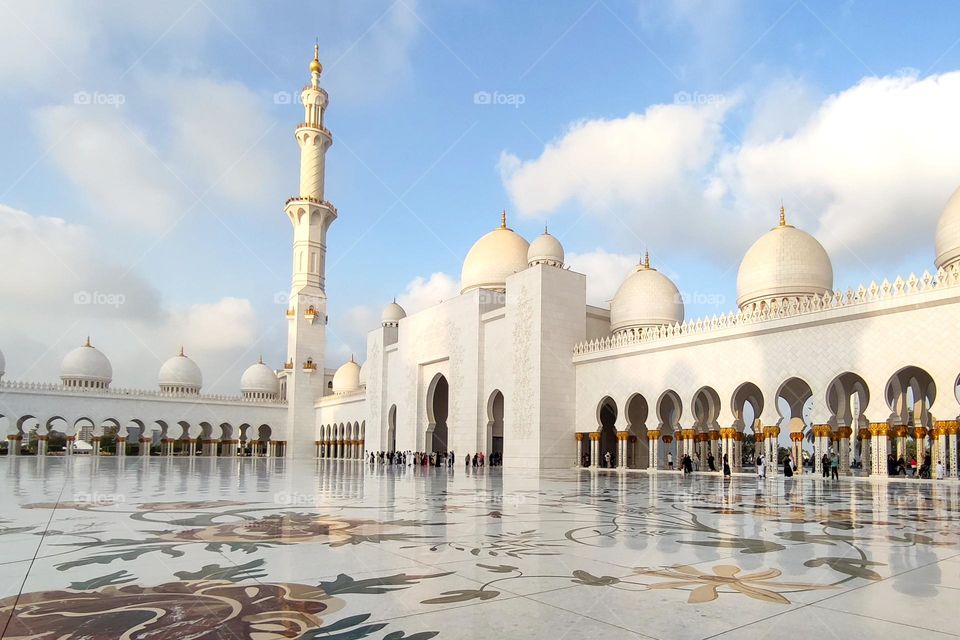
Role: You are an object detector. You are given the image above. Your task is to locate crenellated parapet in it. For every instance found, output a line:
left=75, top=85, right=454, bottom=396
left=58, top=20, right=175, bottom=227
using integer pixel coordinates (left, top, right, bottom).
left=574, top=263, right=960, bottom=357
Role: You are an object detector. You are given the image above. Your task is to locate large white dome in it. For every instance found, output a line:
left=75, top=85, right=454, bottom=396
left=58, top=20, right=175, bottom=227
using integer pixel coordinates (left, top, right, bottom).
left=610, top=257, right=684, bottom=333
left=460, top=213, right=530, bottom=293
left=934, top=186, right=960, bottom=270
left=240, top=359, right=279, bottom=398
left=736, top=210, right=833, bottom=310
left=381, top=300, right=406, bottom=326
left=158, top=348, right=202, bottom=393
left=60, top=338, right=112, bottom=388
left=332, top=357, right=361, bottom=394
left=527, top=228, right=564, bottom=267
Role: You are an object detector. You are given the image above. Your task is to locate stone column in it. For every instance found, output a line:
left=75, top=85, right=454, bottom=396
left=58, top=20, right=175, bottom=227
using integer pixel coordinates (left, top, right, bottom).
left=837, top=427, right=852, bottom=476
left=617, top=431, right=630, bottom=469
left=947, top=422, right=959, bottom=478
left=589, top=432, right=600, bottom=468
left=932, top=422, right=949, bottom=478
left=575, top=433, right=583, bottom=467
left=65, top=436, right=75, bottom=456
left=869, top=423, right=889, bottom=478
left=662, top=435, right=673, bottom=469
left=647, top=430, right=660, bottom=471
left=202, top=440, right=218, bottom=457
left=116, top=436, right=127, bottom=457
left=812, top=425, right=830, bottom=476
left=764, top=426, right=780, bottom=476
left=36, top=435, right=48, bottom=456
left=719, top=428, right=734, bottom=471
left=894, top=426, right=909, bottom=461
left=91, top=436, right=101, bottom=456
left=188, top=439, right=198, bottom=457
left=789, top=432, right=803, bottom=474
left=858, top=428, right=871, bottom=475
left=6, top=435, right=20, bottom=456
left=709, top=430, right=720, bottom=466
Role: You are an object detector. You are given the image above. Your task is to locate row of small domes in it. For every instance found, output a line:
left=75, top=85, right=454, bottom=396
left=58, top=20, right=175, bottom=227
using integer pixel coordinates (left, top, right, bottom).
left=54, top=338, right=280, bottom=396
left=453, top=187, right=960, bottom=333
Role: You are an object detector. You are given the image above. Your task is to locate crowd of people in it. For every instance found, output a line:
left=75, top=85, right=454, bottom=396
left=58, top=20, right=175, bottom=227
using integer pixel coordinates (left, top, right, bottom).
left=368, top=450, right=504, bottom=468
left=886, top=452, right=943, bottom=479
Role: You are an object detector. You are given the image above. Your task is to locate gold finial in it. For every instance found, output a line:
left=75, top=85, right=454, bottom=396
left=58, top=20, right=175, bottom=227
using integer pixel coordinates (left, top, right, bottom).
left=84, top=336, right=91, bottom=347
left=258, top=354, right=263, bottom=365
left=309, top=42, right=322, bottom=75
left=178, top=345, right=185, bottom=357
left=779, top=203, right=786, bottom=227
left=544, top=224, right=549, bottom=234
left=643, top=251, right=650, bottom=269
left=500, top=209, right=507, bottom=229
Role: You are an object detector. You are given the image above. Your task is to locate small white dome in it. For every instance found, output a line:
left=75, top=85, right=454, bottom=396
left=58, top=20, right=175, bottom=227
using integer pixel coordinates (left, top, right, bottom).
left=461, top=212, right=530, bottom=293
left=934, top=186, right=960, bottom=270
left=610, top=257, right=684, bottom=333
left=332, top=357, right=361, bottom=394
left=158, top=348, right=202, bottom=392
left=736, top=209, right=833, bottom=310
left=381, top=300, right=406, bottom=326
left=241, top=359, right=279, bottom=397
left=60, top=338, right=112, bottom=388
left=527, top=228, right=564, bottom=267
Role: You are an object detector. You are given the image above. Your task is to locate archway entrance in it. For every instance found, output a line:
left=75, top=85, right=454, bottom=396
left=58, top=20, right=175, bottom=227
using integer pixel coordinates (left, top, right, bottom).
left=388, top=405, right=397, bottom=453
left=427, top=374, right=448, bottom=454
left=487, top=390, right=504, bottom=464
left=598, top=397, right=617, bottom=468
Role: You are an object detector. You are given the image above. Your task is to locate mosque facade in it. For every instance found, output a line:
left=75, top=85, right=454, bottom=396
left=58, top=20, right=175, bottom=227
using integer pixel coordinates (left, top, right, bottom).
left=2, top=50, right=960, bottom=479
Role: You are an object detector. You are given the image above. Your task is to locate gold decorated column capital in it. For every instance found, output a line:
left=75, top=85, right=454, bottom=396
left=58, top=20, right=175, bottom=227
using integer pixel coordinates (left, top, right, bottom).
left=868, top=422, right=890, bottom=437
left=811, top=424, right=832, bottom=438
left=662, top=435, right=673, bottom=444
left=857, top=428, right=870, bottom=440
left=763, top=426, right=781, bottom=438
left=934, top=420, right=960, bottom=435
left=708, top=431, right=720, bottom=441
left=647, top=429, right=661, bottom=440
left=589, top=432, right=600, bottom=441
left=894, top=425, right=909, bottom=438
left=836, top=426, right=853, bottom=439
left=575, top=433, right=584, bottom=442
left=719, top=427, right=737, bottom=439
left=789, top=432, right=804, bottom=442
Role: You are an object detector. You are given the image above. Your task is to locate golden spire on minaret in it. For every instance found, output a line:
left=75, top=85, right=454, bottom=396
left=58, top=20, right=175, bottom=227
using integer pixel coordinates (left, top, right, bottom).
left=309, top=42, right=322, bottom=75
left=500, top=209, right=507, bottom=229
left=779, top=202, right=786, bottom=226
left=643, top=250, right=650, bottom=269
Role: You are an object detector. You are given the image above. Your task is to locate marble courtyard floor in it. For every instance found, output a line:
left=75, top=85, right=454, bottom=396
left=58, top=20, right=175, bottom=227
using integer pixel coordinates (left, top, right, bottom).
left=0, top=459, right=958, bottom=639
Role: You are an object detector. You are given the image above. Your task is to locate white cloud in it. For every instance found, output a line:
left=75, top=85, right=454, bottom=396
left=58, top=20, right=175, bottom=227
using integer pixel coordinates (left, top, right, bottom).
left=398, top=272, right=459, bottom=313
left=34, top=106, right=193, bottom=230
left=566, top=250, right=640, bottom=307
left=0, top=204, right=262, bottom=391
left=499, top=101, right=730, bottom=218
left=501, top=70, right=960, bottom=270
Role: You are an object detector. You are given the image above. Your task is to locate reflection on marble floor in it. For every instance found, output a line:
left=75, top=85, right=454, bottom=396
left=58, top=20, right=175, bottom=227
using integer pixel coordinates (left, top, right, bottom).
left=1, top=458, right=959, bottom=639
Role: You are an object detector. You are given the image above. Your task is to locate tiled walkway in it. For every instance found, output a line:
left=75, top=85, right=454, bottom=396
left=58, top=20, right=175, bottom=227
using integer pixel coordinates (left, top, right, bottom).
left=1, top=457, right=957, bottom=639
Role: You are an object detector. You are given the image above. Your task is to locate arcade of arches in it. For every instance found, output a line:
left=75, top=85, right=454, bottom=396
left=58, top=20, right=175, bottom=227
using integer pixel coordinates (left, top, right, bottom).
left=577, top=367, right=960, bottom=479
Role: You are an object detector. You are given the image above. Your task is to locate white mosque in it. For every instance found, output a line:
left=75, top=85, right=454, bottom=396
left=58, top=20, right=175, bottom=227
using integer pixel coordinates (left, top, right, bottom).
left=2, top=48, right=960, bottom=479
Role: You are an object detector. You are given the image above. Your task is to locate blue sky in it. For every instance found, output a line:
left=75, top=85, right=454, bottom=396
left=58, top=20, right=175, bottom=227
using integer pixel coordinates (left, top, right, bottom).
left=2, top=0, right=960, bottom=391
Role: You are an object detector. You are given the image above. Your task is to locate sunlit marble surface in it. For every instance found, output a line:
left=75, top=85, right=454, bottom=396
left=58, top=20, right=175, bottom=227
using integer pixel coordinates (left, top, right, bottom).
left=1, top=458, right=958, bottom=639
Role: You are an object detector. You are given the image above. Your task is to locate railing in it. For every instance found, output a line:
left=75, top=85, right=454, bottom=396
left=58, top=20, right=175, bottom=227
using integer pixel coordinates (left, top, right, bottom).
left=573, top=263, right=960, bottom=357
left=284, top=196, right=337, bottom=213
left=0, top=381, right=287, bottom=404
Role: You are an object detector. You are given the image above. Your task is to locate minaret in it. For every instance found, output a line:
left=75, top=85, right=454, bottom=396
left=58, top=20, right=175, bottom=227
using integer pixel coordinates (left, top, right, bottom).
left=284, top=44, right=337, bottom=456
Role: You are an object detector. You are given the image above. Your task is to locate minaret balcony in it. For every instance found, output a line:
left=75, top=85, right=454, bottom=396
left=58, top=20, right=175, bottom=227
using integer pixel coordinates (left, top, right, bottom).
left=304, top=307, right=319, bottom=323
left=294, top=123, right=332, bottom=138
left=303, top=359, right=317, bottom=372
left=284, top=196, right=337, bottom=214
left=285, top=308, right=295, bottom=318
left=284, top=360, right=294, bottom=370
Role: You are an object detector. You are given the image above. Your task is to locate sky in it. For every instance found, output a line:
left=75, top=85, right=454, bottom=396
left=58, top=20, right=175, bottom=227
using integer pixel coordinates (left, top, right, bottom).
left=2, top=0, right=960, bottom=393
